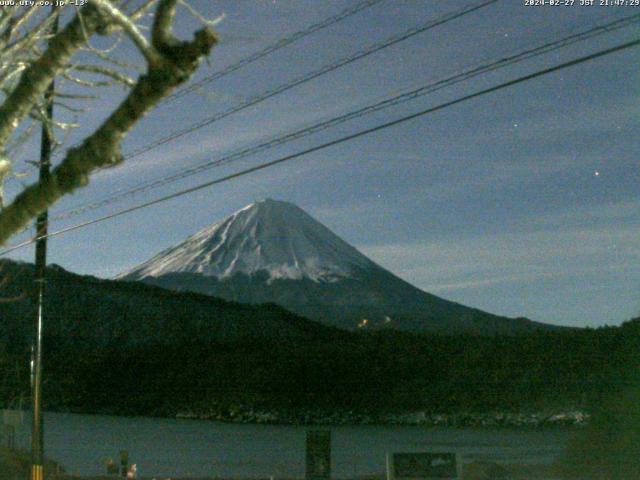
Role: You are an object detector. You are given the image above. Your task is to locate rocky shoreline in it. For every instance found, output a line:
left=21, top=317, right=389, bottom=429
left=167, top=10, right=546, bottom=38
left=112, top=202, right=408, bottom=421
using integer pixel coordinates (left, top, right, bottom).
left=175, top=406, right=589, bottom=428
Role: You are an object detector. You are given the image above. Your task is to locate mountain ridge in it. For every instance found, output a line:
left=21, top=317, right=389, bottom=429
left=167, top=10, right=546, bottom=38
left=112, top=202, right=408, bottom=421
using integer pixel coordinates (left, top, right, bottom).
left=119, top=199, right=376, bottom=283
left=120, top=199, right=558, bottom=334
left=0, top=258, right=344, bottom=352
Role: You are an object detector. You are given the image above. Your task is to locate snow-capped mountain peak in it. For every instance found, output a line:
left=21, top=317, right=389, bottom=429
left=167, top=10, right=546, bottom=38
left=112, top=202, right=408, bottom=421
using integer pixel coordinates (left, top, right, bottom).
left=119, top=199, right=375, bottom=283
left=119, top=199, right=552, bottom=334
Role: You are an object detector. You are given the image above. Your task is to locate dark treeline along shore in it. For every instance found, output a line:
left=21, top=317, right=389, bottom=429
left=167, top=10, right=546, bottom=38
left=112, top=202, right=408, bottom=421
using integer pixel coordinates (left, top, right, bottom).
left=0, top=259, right=638, bottom=425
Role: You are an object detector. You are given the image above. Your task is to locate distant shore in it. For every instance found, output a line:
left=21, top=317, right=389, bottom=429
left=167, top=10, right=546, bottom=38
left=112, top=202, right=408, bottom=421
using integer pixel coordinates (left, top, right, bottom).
left=172, top=407, right=589, bottom=429
left=3, top=405, right=590, bottom=430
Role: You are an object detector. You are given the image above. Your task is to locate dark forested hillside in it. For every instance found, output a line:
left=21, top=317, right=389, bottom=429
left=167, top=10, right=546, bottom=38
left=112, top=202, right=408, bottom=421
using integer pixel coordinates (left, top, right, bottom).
left=2, top=318, right=638, bottom=420
left=0, top=259, right=344, bottom=353
left=71, top=322, right=636, bottom=417
left=0, top=259, right=637, bottom=422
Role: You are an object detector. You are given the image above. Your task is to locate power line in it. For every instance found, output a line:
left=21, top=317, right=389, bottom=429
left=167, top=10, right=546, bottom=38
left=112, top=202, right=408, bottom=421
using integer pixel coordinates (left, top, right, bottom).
left=62, top=0, right=500, bottom=216
left=43, top=0, right=387, bottom=168
left=2, top=37, right=637, bottom=257
left=163, top=0, right=387, bottom=104
left=128, top=0, right=500, bottom=160
left=50, top=12, right=640, bottom=222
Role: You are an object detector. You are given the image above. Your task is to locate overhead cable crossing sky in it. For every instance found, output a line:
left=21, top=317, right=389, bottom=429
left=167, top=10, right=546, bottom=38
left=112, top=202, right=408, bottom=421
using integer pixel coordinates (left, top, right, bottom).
left=48, top=12, right=640, bottom=223
left=2, top=36, right=638, bottom=257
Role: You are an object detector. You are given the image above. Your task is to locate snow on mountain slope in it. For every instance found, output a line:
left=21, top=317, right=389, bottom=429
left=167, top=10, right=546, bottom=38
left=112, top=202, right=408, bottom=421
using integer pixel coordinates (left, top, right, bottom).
left=119, top=199, right=557, bottom=334
left=119, top=199, right=377, bottom=283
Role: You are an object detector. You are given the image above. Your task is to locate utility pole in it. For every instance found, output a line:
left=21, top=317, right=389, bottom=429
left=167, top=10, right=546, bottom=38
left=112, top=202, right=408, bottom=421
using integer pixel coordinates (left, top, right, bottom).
left=31, top=7, right=58, bottom=480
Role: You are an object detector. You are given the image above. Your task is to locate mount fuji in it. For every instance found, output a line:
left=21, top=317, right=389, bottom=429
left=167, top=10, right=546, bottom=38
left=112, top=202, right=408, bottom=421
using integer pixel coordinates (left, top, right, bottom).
left=118, top=199, right=552, bottom=334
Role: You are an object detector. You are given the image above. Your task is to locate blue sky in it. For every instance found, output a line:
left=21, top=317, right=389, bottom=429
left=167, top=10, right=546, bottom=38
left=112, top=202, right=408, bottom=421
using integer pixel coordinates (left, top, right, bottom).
left=4, top=0, right=640, bottom=327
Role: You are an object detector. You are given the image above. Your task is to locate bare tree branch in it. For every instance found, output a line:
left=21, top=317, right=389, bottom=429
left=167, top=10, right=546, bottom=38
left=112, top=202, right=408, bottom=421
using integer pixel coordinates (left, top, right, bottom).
left=178, top=0, right=225, bottom=28
left=90, top=0, right=163, bottom=65
left=152, top=0, right=178, bottom=49
left=0, top=7, right=45, bottom=49
left=72, top=64, right=136, bottom=87
left=0, top=5, right=107, bottom=148
left=0, top=4, right=218, bottom=244
left=130, top=0, right=159, bottom=22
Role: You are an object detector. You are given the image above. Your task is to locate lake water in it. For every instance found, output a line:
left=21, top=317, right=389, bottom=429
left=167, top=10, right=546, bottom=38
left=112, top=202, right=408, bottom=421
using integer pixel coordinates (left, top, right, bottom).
left=9, top=411, right=572, bottom=478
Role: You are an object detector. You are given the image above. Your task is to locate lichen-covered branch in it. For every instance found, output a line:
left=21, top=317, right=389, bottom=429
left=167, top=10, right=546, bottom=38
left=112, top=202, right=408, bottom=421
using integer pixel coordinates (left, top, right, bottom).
left=152, top=0, right=178, bottom=50
left=0, top=6, right=217, bottom=245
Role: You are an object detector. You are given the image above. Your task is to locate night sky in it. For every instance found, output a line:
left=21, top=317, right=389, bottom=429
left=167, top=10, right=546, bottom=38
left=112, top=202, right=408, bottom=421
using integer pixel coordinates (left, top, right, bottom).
left=3, top=0, right=639, bottom=327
